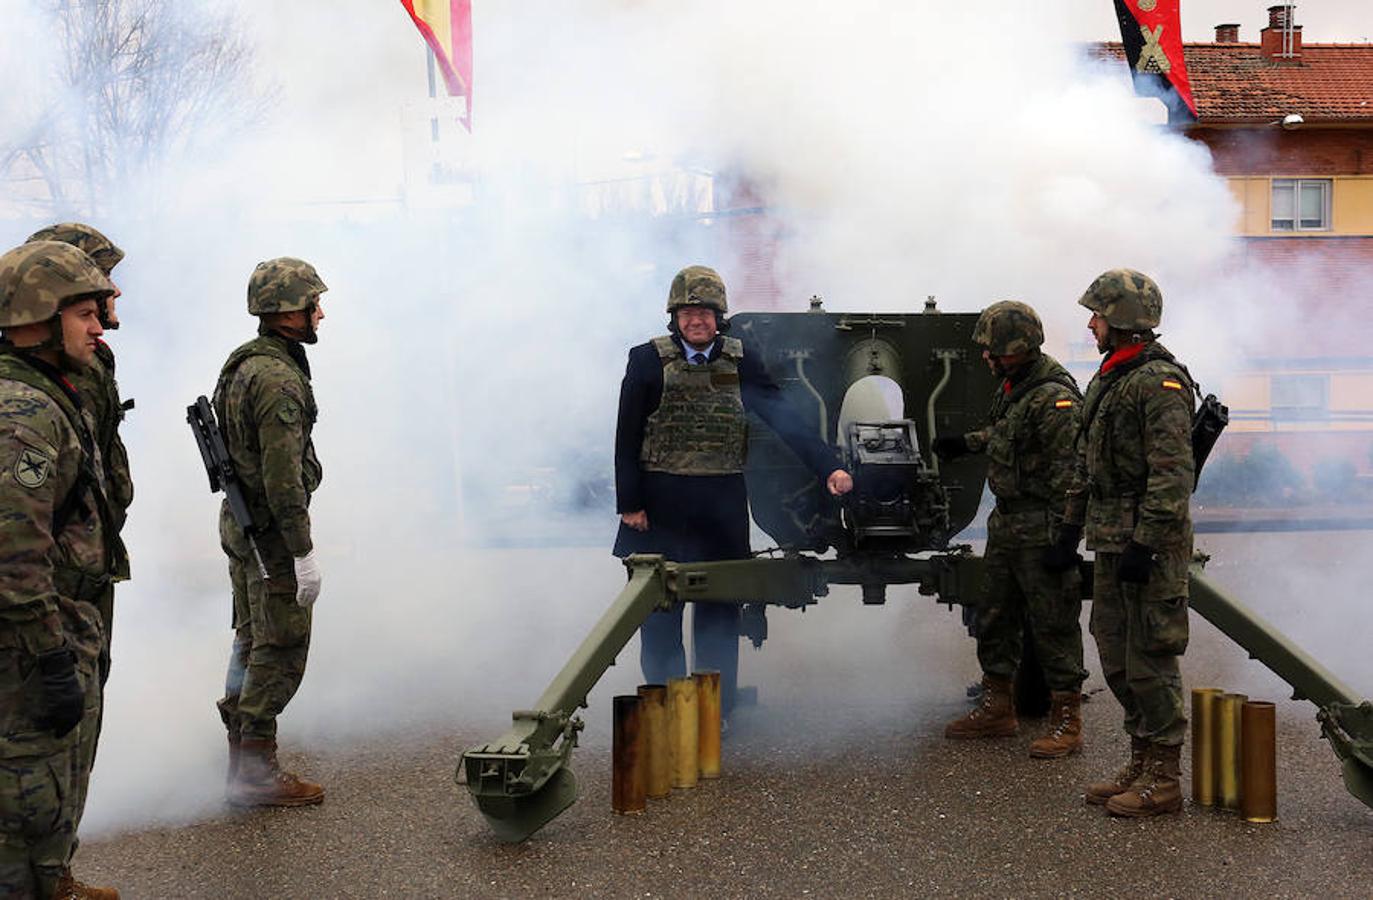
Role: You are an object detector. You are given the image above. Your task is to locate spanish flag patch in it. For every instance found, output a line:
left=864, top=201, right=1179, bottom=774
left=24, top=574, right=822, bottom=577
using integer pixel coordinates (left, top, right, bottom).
left=1161, top=379, right=1183, bottom=391
left=1054, top=399, right=1074, bottom=409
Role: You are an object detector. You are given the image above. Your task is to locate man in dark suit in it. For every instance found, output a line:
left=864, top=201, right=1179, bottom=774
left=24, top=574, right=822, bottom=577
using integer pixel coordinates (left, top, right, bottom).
left=614, top=265, right=852, bottom=716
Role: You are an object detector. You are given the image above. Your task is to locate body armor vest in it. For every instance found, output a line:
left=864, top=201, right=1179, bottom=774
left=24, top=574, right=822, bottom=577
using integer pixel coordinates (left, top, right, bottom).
left=640, top=335, right=747, bottom=476
left=212, top=336, right=323, bottom=525
left=0, top=353, right=120, bottom=582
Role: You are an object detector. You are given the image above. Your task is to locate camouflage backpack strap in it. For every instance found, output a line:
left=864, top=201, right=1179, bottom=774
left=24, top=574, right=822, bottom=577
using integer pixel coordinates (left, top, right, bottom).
left=212, top=336, right=303, bottom=421
left=1079, top=353, right=1150, bottom=435
left=1152, top=352, right=1198, bottom=403
left=1013, top=372, right=1082, bottom=403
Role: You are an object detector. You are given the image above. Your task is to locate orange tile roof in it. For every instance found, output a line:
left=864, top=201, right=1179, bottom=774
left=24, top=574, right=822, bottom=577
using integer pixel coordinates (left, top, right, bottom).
left=1093, top=42, right=1373, bottom=124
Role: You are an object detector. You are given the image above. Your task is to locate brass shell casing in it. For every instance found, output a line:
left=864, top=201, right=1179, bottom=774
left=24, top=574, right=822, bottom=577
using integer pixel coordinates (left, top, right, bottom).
left=1217, top=692, right=1248, bottom=810
left=694, top=670, right=722, bottom=780
left=1191, top=688, right=1223, bottom=805
left=668, top=677, right=699, bottom=789
left=1241, top=701, right=1278, bottom=823
left=637, top=684, right=671, bottom=799
left=612, top=695, right=646, bottom=814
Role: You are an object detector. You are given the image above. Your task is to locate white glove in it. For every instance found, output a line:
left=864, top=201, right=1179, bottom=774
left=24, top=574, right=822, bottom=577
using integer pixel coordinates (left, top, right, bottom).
left=293, top=550, right=322, bottom=608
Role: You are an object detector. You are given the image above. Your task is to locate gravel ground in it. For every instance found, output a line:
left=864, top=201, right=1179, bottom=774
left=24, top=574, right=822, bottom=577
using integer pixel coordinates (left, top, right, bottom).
left=74, top=532, right=1373, bottom=898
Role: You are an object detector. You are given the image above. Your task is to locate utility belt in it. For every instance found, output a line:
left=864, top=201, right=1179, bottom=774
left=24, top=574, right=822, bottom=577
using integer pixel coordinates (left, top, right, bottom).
left=1088, top=480, right=1143, bottom=502
left=994, top=497, right=1049, bottom=515
left=52, top=566, right=112, bottom=604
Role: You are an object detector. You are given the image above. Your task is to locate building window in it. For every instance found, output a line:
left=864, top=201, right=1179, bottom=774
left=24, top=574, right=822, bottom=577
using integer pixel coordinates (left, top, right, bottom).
left=1271, top=179, right=1331, bottom=231
left=1270, top=373, right=1329, bottom=420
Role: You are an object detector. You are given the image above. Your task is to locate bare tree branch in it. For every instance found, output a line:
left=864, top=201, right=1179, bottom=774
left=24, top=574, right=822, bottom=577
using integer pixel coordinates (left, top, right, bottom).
left=4, top=0, right=272, bottom=216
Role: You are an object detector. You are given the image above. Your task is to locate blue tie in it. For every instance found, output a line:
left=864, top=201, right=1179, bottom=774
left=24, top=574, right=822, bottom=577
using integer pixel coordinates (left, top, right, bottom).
left=691, top=352, right=707, bottom=365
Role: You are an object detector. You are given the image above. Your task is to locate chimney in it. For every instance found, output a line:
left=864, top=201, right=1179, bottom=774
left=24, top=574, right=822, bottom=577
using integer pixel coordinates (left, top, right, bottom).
left=1261, top=4, right=1303, bottom=61
left=1215, top=23, right=1240, bottom=43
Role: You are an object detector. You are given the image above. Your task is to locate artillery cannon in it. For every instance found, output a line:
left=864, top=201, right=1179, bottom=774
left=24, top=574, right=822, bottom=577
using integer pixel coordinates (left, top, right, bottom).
left=458, top=304, right=1373, bottom=842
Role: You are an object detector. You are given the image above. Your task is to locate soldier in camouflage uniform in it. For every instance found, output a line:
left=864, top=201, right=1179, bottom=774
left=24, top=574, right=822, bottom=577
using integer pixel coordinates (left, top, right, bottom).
left=25, top=224, right=134, bottom=657
left=213, top=258, right=327, bottom=807
left=0, top=241, right=121, bottom=899
left=614, top=266, right=852, bottom=716
left=1047, top=268, right=1195, bottom=818
left=23, top=225, right=133, bottom=855
left=933, top=301, right=1087, bottom=758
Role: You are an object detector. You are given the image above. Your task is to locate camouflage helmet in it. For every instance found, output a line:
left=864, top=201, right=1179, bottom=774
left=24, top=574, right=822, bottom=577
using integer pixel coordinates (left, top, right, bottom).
left=973, top=300, right=1044, bottom=356
left=26, top=222, right=124, bottom=275
left=0, top=241, right=115, bottom=329
left=1078, top=268, right=1162, bottom=331
left=666, top=265, right=727, bottom=315
left=247, top=257, right=327, bottom=315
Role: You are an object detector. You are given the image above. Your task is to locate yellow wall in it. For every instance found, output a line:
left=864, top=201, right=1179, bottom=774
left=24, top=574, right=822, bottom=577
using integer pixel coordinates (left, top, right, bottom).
left=1222, top=373, right=1269, bottom=408
left=1334, top=178, right=1373, bottom=233
left=1226, top=178, right=1271, bottom=234
left=1219, top=371, right=1373, bottom=433
left=1332, top=374, right=1373, bottom=412
left=1227, top=175, right=1373, bottom=236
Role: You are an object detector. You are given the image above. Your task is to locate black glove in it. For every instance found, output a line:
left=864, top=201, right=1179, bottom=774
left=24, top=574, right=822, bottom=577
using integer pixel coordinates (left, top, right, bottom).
left=1041, top=524, right=1083, bottom=573
left=36, top=648, right=84, bottom=738
left=932, top=435, right=971, bottom=461
left=1118, top=540, right=1155, bottom=584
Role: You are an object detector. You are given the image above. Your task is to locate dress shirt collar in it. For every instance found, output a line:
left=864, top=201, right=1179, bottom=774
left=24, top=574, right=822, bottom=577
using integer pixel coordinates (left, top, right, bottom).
left=676, top=336, right=717, bottom=363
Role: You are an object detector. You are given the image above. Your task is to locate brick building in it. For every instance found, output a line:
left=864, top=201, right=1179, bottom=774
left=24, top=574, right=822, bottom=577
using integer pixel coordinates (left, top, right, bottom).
left=1103, top=5, right=1373, bottom=506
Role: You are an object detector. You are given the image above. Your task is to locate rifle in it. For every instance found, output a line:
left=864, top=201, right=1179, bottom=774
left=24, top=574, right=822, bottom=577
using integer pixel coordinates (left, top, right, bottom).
left=187, top=395, right=268, bottom=578
left=1192, top=392, right=1229, bottom=489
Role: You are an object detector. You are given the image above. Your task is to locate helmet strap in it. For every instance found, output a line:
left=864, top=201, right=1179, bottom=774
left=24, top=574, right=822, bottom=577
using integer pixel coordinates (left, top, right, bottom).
left=97, top=296, right=119, bottom=330
left=0, top=319, right=63, bottom=361
left=259, top=307, right=317, bottom=344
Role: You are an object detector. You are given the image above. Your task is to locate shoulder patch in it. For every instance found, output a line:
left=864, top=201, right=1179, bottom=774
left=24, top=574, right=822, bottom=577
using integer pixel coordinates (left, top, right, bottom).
left=277, top=402, right=302, bottom=425
left=14, top=445, right=52, bottom=489
left=1054, top=399, right=1074, bottom=409
left=1161, top=379, right=1183, bottom=391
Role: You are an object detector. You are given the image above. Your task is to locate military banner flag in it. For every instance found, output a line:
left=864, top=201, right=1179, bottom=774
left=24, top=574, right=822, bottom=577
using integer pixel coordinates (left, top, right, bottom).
left=1113, top=0, right=1197, bottom=120
left=400, top=0, right=474, bottom=130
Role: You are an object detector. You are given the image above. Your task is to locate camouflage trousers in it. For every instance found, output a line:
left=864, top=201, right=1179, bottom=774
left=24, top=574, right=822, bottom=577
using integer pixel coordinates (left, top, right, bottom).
left=974, top=542, right=1087, bottom=691
left=70, top=581, right=114, bottom=841
left=0, top=601, right=103, bottom=899
left=216, top=543, right=312, bottom=742
left=1091, top=549, right=1191, bottom=746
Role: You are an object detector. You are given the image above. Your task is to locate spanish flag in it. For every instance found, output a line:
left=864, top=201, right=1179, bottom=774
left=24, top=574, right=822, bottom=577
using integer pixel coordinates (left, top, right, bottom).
left=401, top=0, right=473, bottom=130
left=1113, top=0, right=1197, bottom=121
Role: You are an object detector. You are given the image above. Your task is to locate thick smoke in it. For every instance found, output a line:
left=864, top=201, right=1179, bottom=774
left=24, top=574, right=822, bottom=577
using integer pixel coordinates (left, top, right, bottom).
left=0, top=0, right=1368, bottom=834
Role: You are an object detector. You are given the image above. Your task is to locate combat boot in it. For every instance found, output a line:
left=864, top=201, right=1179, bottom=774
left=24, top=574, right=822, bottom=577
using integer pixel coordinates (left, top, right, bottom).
left=1085, top=736, right=1149, bottom=805
left=944, top=674, right=1018, bottom=739
left=226, top=733, right=241, bottom=790
left=53, top=874, right=120, bottom=899
left=1106, top=743, right=1183, bottom=817
left=1028, top=690, right=1083, bottom=759
left=228, top=738, right=325, bottom=807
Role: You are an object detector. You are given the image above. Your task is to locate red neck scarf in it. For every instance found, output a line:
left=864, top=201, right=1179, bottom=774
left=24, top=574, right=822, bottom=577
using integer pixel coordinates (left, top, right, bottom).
left=1100, top=342, right=1146, bottom=375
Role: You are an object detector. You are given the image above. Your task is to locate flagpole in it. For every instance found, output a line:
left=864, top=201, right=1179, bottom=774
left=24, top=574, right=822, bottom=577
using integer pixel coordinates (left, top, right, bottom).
left=426, top=46, right=440, bottom=144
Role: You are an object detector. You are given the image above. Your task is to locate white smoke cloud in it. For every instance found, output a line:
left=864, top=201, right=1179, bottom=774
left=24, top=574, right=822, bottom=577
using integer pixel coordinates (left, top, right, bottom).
left=1, top=0, right=1368, bottom=836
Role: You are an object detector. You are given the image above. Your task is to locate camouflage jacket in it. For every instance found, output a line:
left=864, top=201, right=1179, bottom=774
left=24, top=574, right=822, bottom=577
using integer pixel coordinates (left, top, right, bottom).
left=67, top=339, right=132, bottom=579
left=213, top=333, right=322, bottom=556
left=964, top=353, right=1080, bottom=547
left=0, top=351, right=114, bottom=657
left=1064, top=341, right=1195, bottom=552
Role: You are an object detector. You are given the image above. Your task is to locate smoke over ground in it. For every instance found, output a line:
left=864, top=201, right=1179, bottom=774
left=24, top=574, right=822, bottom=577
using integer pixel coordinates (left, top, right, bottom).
left=0, top=0, right=1369, bottom=835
